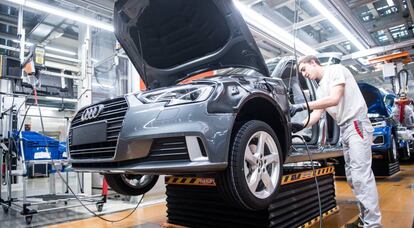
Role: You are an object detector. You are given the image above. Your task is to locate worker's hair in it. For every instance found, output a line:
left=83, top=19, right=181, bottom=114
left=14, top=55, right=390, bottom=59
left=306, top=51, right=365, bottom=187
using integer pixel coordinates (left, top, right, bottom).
left=298, top=55, right=321, bottom=66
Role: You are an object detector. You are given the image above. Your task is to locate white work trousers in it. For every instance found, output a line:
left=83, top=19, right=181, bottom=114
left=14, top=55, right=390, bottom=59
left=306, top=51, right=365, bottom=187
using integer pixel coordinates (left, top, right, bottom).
left=341, top=119, right=382, bottom=228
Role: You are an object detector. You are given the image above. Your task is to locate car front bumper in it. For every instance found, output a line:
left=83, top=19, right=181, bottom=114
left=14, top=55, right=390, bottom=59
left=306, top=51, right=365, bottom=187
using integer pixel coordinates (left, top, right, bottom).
left=69, top=95, right=235, bottom=174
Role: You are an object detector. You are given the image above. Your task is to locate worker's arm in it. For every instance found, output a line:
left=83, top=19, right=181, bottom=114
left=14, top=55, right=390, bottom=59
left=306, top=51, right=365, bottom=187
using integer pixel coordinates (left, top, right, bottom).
left=307, top=84, right=344, bottom=110
left=290, top=84, right=345, bottom=117
left=303, top=109, right=324, bottom=128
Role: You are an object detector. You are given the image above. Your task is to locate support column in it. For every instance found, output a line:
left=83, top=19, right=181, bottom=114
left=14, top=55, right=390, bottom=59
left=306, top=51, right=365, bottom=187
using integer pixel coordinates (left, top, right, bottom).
left=76, top=24, right=92, bottom=195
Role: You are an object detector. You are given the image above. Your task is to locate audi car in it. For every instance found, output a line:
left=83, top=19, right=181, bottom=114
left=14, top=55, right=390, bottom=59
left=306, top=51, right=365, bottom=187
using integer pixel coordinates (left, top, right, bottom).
left=359, top=83, right=399, bottom=163
left=68, top=0, right=294, bottom=210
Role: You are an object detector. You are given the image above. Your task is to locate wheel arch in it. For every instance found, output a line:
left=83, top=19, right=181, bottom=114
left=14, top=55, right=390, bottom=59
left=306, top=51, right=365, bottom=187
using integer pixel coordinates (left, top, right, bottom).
left=232, top=94, right=290, bottom=161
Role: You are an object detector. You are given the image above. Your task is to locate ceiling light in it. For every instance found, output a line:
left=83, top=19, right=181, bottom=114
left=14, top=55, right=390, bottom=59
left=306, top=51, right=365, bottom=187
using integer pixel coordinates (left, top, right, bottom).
left=45, top=53, right=79, bottom=63
left=349, top=65, right=358, bottom=72
left=234, top=0, right=317, bottom=55
left=307, top=0, right=367, bottom=51
left=387, top=0, right=395, bottom=7
left=43, top=96, right=77, bottom=103
left=7, top=0, right=113, bottom=32
left=45, top=46, right=76, bottom=56
left=12, top=39, right=33, bottom=46
left=357, top=57, right=369, bottom=65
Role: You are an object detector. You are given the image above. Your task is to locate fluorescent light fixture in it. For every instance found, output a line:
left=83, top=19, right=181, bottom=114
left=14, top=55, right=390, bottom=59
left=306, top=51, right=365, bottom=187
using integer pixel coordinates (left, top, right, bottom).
left=387, top=0, right=395, bottom=7
left=349, top=65, right=358, bottom=71
left=45, top=46, right=76, bottom=56
left=234, top=0, right=317, bottom=55
left=45, top=53, right=79, bottom=63
left=357, top=57, right=369, bottom=65
left=43, top=96, right=77, bottom=103
left=7, top=0, right=113, bottom=32
left=307, top=0, right=367, bottom=51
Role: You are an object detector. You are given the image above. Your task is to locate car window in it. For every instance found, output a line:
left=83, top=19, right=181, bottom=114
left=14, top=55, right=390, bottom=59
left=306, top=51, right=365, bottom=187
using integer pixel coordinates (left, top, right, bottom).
left=276, top=62, right=315, bottom=142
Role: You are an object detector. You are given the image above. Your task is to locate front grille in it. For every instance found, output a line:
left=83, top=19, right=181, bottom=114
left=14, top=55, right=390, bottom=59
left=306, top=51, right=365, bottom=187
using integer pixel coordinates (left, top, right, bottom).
left=69, top=97, right=128, bottom=159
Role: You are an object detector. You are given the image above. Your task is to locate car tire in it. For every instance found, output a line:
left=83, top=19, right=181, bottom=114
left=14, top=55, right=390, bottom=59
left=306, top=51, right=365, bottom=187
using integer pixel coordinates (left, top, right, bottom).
left=216, top=120, right=283, bottom=210
left=409, top=143, right=414, bottom=162
left=386, top=135, right=398, bottom=163
left=104, top=174, right=159, bottom=196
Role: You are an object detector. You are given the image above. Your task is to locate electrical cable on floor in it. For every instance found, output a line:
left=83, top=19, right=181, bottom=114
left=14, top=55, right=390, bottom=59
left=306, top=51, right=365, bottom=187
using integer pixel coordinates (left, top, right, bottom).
left=292, top=134, right=322, bottom=228
left=13, top=85, right=146, bottom=223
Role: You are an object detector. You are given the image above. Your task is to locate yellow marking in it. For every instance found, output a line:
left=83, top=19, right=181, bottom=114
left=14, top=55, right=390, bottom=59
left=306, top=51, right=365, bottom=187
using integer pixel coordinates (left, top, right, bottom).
left=281, top=166, right=335, bottom=185
left=165, top=176, right=216, bottom=186
left=298, top=206, right=339, bottom=228
left=165, top=166, right=335, bottom=186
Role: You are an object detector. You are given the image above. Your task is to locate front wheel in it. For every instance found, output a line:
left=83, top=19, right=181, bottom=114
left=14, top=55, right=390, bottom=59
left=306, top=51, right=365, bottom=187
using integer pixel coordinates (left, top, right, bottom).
left=387, top=135, right=398, bottom=163
left=104, top=174, right=159, bottom=196
left=216, top=120, right=283, bottom=210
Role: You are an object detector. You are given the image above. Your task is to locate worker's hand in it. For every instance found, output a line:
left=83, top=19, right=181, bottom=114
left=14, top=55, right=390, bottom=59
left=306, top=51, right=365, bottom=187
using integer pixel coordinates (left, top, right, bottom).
left=291, top=122, right=304, bottom=133
left=290, top=103, right=307, bottom=117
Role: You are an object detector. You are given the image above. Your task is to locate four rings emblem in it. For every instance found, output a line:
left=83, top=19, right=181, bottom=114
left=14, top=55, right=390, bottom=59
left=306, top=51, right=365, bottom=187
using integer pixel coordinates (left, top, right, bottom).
left=81, top=104, right=104, bottom=121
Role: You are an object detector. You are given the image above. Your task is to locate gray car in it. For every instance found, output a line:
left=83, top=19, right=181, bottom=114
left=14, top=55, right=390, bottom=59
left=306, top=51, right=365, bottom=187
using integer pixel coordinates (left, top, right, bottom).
left=68, top=0, right=340, bottom=210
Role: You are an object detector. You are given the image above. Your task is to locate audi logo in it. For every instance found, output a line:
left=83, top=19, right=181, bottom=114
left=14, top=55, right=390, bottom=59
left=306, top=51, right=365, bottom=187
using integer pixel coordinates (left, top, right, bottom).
left=81, top=104, right=104, bottom=121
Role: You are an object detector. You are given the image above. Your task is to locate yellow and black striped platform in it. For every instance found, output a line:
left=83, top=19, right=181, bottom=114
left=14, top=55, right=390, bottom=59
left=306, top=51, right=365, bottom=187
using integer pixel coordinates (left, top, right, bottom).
left=298, top=206, right=339, bottom=228
left=165, top=166, right=335, bottom=186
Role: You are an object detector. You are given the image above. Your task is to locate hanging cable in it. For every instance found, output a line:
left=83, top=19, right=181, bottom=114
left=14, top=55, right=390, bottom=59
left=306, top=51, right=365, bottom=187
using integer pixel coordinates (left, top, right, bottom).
left=290, top=1, right=322, bottom=227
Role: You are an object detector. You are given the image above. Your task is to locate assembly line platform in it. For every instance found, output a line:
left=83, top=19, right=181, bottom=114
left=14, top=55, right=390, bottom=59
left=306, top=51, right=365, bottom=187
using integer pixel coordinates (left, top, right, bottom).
left=163, top=166, right=338, bottom=228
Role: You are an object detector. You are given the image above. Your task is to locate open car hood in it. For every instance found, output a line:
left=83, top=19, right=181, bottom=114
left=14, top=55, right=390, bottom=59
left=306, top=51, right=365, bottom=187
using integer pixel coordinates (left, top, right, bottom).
left=358, top=83, right=390, bottom=117
left=114, top=0, right=269, bottom=89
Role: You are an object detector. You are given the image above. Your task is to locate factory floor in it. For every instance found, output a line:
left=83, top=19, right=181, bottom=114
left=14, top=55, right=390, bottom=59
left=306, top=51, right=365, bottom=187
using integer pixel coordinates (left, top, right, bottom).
left=0, top=164, right=412, bottom=227
left=44, top=164, right=414, bottom=228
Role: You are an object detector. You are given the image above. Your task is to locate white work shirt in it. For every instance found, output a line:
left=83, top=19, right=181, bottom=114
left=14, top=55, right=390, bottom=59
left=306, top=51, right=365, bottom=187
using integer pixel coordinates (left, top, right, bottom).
left=316, top=64, right=368, bottom=126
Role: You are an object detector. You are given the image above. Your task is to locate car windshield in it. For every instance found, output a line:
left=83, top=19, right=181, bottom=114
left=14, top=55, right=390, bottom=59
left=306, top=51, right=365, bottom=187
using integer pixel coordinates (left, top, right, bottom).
left=361, top=90, right=388, bottom=116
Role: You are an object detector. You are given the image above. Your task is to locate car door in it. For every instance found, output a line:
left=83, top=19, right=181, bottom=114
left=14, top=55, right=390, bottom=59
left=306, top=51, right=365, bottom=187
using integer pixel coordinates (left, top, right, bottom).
left=270, top=57, right=342, bottom=161
left=271, top=57, right=325, bottom=146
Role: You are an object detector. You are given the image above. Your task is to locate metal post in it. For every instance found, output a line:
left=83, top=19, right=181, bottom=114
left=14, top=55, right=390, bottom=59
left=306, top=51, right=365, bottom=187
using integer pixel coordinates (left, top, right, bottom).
left=0, top=146, right=3, bottom=202
left=49, top=171, right=56, bottom=195
left=23, top=169, right=27, bottom=203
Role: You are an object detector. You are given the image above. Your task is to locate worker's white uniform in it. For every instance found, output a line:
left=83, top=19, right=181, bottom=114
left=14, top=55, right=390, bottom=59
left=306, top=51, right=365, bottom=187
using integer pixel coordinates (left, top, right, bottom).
left=317, top=64, right=382, bottom=228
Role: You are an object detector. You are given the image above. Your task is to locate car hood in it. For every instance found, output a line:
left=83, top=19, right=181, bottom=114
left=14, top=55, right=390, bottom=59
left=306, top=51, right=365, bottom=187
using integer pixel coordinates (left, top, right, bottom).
left=358, top=83, right=389, bottom=117
left=114, top=0, right=269, bottom=89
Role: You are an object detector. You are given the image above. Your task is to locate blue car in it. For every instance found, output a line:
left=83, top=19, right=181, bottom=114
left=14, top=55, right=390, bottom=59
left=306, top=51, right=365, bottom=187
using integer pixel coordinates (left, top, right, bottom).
left=358, top=83, right=399, bottom=163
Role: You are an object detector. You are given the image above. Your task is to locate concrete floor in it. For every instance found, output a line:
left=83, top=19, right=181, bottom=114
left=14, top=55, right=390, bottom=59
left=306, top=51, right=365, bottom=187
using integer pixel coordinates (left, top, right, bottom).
left=43, top=164, right=414, bottom=228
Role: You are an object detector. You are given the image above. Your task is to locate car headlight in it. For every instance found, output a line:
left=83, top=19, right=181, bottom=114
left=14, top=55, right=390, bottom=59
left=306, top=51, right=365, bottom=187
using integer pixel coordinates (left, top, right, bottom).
left=372, top=120, right=387, bottom=128
left=137, top=84, right=215, bottom=106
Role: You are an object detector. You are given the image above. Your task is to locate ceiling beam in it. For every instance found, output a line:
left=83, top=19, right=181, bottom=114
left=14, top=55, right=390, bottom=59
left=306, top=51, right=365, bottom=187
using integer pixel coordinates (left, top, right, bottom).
left=249, top=3, right=320, bottom=47
left=343, top=39, right=414, bottom=60
left=367, top=2, right=394, bottom=44
left=365, top=14, right=406, bottom=33
left=0, top=32, right=18, bottom=41
left=328, top=0, right=378, bottom=47
left=314, top=35, right=348, bottom=49
left=348, top=0, right=379, bottom=9
left=286, top=15, right=325, bottom=31
left=354, top=62, right=414, bottom=80
left=266, top=0, right=294, bottom=9
left=406, top=0, right=414, bottom=25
